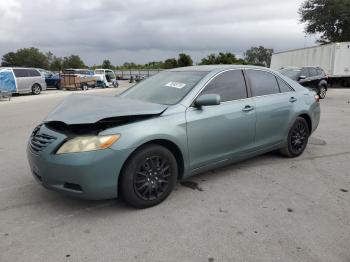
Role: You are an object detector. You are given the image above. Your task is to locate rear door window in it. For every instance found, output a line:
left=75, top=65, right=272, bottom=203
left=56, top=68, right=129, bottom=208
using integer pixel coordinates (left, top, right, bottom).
left=300, top=68, right=310, bottom=78
left=13, top=69, right=28, bottom=78
left=309, top=68, right=318, bottom=77
left=28, top=69, right=41, bottom=77
left=246, top=70, right=280, bottom=97
left=200, top=70, right=247, bottom=102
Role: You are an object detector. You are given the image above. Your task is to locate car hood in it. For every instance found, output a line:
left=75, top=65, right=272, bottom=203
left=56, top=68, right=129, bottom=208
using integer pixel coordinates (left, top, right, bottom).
left=44, top=94, right=168, bottom=125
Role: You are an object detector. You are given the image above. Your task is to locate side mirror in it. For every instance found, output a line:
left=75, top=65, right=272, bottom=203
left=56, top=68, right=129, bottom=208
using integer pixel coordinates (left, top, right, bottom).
left=299, top=75, right=306, bottom=80
left=195, top=94, right=221, bottom=107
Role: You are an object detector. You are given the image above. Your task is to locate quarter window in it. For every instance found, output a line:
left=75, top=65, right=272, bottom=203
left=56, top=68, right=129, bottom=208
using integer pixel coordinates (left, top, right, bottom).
left=200, top=70, right=247, bottom=102
left=276, top=77, right=293, bottom=93
left=316, top=69, right=324, bottom=76
left=246, top=70, right=280, bottom=97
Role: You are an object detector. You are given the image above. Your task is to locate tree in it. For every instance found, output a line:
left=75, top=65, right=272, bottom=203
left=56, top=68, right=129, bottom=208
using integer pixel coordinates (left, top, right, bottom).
left=46, top=51, right=54, bottom=67
left=1, top=47, right=49, bottom=68
left=200, top=52, right=246, bottom=65
left=122, top=62, right=138, bottom=69
left=244, top=46, right=273, bottom=67
left=102, top=59, right=113, bottom=69
left=50, top=56, right=63, bottom=71
left=200, top=54, right=217, bottom=65
left=299, top=0, right=350, bottom=43
left=62, top=55, right=86, bottom=69
left=177, top=53, right=193, bottom=67
left=163, top=58, right=178, bottom=69
left=144, top=61, right=164, bottom=69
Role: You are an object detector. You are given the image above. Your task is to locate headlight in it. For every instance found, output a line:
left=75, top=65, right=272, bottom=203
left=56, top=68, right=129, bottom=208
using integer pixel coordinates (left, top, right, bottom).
left=56, top=135, right=120, bottom=154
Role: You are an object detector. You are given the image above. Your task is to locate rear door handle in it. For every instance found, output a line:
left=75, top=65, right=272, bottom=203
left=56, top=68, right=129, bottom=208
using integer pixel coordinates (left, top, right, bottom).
left=289, top=97, right=298, bottom=103
left=242, top=105, right=254, bottom=112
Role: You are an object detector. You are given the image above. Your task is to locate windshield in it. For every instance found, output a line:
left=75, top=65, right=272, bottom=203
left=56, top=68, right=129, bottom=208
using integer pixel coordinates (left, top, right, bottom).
left=95, top=70, right=104, bottom=74
left=121, top=71, right=208, bottom=105
left=279, top=69, right=301, bottom=81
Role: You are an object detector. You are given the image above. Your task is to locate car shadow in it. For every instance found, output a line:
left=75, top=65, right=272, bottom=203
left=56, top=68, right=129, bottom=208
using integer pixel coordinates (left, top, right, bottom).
left=178, top=151, right=282, bottom=189
left=31, top=151, right=284, bottom=215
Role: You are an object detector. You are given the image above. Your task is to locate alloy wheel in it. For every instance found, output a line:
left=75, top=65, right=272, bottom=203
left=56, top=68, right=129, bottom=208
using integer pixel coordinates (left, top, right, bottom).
left=290, top=121, right=308, bottom=153
left=319, top=87, right=326, bottom=99
left=133, top=156, right=171, bottom=201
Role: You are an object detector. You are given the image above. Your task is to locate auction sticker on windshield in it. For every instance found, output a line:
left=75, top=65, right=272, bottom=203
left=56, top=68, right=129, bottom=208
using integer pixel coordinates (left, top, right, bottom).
left=165, top=82, right=186, bottom=89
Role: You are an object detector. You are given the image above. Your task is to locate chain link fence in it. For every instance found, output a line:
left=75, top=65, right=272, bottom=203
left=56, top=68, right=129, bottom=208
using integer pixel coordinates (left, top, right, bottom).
left=115, top=69, right=163, bottom=80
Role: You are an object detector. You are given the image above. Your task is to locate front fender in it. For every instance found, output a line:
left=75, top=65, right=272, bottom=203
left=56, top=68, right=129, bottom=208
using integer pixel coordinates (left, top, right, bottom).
left=100, top=111, right=190, bottom=175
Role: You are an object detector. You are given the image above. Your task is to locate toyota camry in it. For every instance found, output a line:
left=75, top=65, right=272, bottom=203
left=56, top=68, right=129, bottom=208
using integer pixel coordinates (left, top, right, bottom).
left=27, top=65, right=320, bottom=208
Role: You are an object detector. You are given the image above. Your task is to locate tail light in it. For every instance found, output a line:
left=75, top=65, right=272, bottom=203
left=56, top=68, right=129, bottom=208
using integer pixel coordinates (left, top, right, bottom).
left=315, top=94, right=320, bottom=103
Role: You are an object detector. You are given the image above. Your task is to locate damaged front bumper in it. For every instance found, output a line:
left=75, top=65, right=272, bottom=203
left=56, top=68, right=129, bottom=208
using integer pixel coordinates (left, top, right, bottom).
left=26, top=124, right=134, bottom=200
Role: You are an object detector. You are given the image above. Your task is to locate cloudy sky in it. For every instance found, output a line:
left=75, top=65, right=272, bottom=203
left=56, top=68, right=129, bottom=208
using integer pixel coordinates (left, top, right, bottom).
left=0, top=0, right=317, bottom=65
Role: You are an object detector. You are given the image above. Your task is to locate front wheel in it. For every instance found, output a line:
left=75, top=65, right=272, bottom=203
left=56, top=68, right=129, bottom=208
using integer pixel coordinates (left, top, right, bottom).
left=318, top=86, right=327, bottom=99
left=120, top=144, right=178, bottom=208
left=280, top=117, right=310, bottom=158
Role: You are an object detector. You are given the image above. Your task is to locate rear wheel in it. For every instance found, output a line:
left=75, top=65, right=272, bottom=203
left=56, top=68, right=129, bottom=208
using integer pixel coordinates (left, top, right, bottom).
left=280, top=117, right=310, bottom=158
left=81, top=84, right=88, bottom=91
left=120, top=144, right=178, bottom=208
left=318, top=86, right=327, bottom=99
left=31, top=84, right=41, bottom=95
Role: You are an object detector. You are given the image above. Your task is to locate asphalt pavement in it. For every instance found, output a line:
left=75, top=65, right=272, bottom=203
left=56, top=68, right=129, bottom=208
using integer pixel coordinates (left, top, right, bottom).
left=0, top=83, right=349, bottom=262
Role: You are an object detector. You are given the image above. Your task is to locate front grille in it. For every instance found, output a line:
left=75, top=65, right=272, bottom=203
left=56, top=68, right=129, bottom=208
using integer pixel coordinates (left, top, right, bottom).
left=30, top=133, right=56, bottom=153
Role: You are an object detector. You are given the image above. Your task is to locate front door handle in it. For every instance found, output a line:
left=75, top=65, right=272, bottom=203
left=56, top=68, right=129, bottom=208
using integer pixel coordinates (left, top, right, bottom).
left=289, top=97, right=298, bottom=103
left=242, top=105, right=254, bottom=112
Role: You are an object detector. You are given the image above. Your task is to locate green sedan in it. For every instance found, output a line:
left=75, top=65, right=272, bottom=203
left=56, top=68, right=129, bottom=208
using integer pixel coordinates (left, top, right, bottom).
left=27, top=65, right=320, bottom=208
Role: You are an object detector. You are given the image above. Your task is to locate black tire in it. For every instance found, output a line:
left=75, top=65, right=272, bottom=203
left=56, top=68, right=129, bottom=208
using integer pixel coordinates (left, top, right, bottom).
left=31, top=84, right=41, bottom=95
left=280, top=117, right=310, bottom=158
left=120, top=144, right=178, bottom=208
left=81, top=84, right=88, bottom=91
left=318, top=86, right=327, bottom=99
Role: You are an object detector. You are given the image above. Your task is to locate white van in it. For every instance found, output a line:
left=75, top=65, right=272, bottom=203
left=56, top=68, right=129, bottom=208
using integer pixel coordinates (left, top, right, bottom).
left=0, top=67, right=47, bottom=95
left=94, top=69, right=118, bottom=88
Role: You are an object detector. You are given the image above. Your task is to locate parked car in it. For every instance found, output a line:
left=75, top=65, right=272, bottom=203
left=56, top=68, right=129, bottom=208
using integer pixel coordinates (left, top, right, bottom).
left=37, top=69, right=60, bottom=89
left=270, top=42, right=350, bottom=88
left=27, top=65, right=320, bottom=208
left=279, top=67, right=328, bottom=99
left=94, top=69, right=118, bottom=88
left=0, top=67, right=46, bottom=95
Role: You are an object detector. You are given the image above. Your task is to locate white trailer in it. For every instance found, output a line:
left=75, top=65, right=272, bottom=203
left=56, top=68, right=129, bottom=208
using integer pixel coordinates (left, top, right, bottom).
left=271, top=42, right=350, bottom=87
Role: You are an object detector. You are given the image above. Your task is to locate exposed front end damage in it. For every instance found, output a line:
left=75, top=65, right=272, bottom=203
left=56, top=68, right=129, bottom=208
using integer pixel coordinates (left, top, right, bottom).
left=44, top=114, right=159, bottom=136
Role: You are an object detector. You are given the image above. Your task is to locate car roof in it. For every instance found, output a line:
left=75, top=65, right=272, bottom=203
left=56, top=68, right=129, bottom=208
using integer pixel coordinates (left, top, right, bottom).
left=167, top=64, right=272, bottom=73
left=280, top=66, right=324, bottom=70
left=0, top=67, right=40, bottom=70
